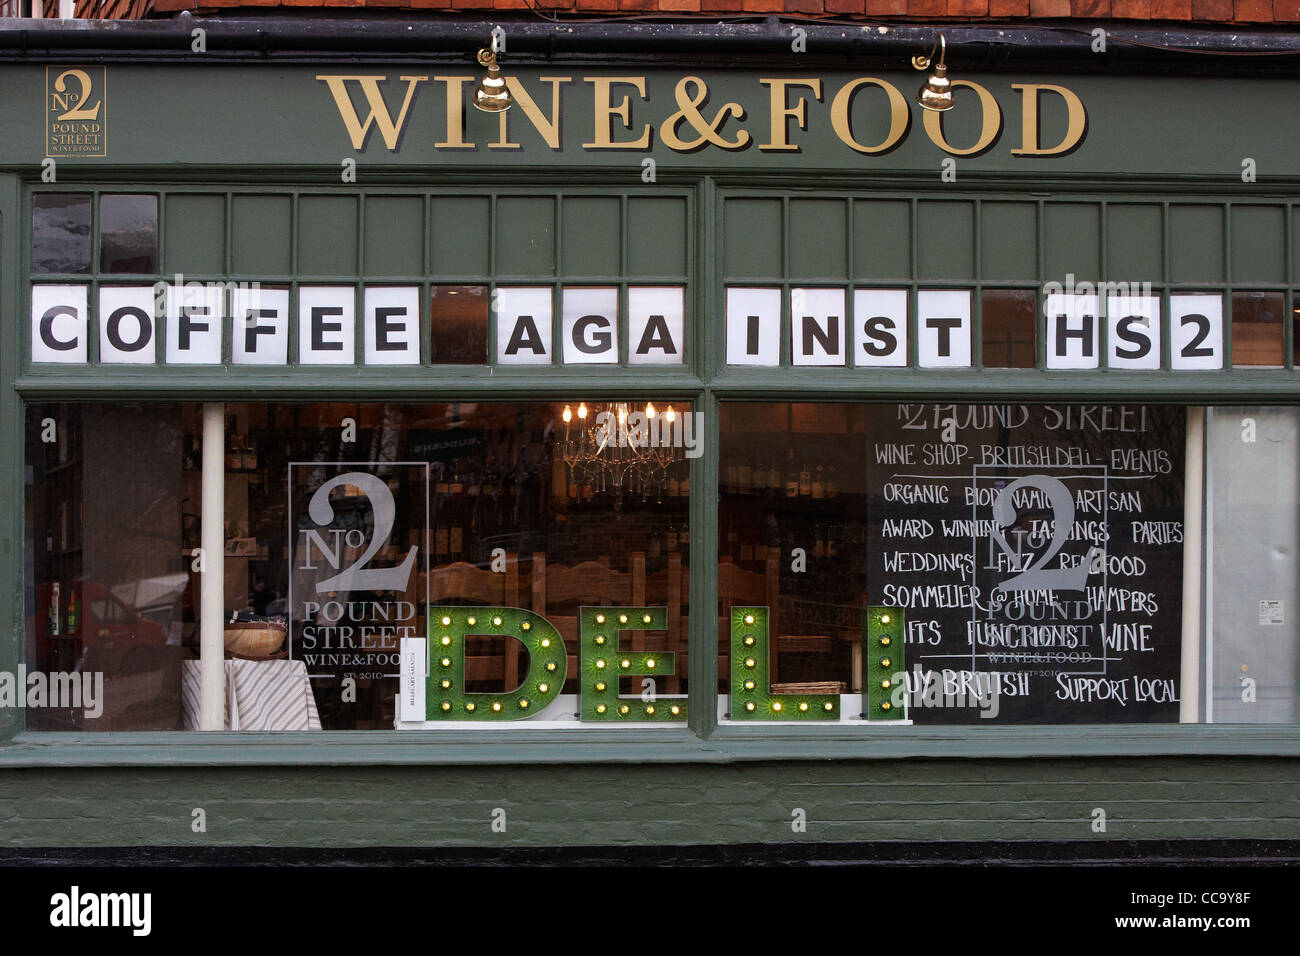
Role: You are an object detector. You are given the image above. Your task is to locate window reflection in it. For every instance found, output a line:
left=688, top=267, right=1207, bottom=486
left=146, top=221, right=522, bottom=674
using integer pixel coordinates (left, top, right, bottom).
left=32, top=194, right=91, bottom=274
left=26, top=401, right=691, bottom=730
left=981, top=289, right=1037, bottom=368
left=1207, top=406, right=1300, bottom=722
left=99, top=194, right=159, bottom=274
left=720, top=402, right=1193, bottom=724
left=719, top=404, right=866, bottom=696
left=429, top=286, right=488, bottom=364
left=26, top=403, right=196, bottom=730
left=1231, top=292, right=1284, bottom=367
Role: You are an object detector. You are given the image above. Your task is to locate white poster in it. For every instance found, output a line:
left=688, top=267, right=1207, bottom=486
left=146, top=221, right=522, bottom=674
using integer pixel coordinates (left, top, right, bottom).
left=231, top=286, right=289, bottom=366
left=1170, top=294, right=1224, bottom=370
left=165, top=282, right=224, bottom=365
left=496, top=286, right=553, bottom=365
left=562, top=287, right=619, bottom=365
left=725, top=287, right=780, bottom=366
left=854, top=289, right=908, bottom=367
left=298, top=286, right=356, bottom=365
left=1107, top=295, right=1161, bottom=370
left=30, top=284, right=88, bottom=365
left=399, top=637, right=427, bottom=722
left=917, top=290, right=972, bottom=368
left=98, top=285, right=155, bottom=365
left=627, top=286, right=685, bottom=365
left=790, top=287, right=846, bottom=366
left=364, top=286, right=420, bottom=365
left=1045, top=292, right=1100, bottom=369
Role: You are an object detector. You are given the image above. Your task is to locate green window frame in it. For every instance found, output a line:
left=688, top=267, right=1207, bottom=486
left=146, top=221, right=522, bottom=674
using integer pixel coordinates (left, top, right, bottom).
left=6, top=174, right=1300, bottom=766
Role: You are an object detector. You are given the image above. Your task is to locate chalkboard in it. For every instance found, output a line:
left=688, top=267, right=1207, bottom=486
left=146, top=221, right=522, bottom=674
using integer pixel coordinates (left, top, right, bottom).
left=866, top=404, right=1185, bottom=723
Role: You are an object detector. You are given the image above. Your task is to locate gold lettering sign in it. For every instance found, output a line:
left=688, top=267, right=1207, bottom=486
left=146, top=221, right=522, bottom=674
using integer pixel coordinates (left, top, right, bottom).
left=759, top=78, right=822, bottom=152
left=315, top=74, right=427, bottom=151
left=490, top=77, right=571, bottom=150
left=433, top=76, right=474, bottom=149
left=46, top=66, right=107, bottom=158
left=1010, top=83, right=1088, bottom=157
left=313, top=72, right=1086, bottom=159
left=922, top=80, right=1002, bottom=157
left=830, top=77, right=910, bottom=155
left=660, top=76, right=749, bottom=151
left=582, top=77, right=652, bottom=149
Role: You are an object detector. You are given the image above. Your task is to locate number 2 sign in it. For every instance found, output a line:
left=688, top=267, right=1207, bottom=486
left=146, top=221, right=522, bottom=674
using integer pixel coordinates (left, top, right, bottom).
left=288, top=462, right=430, bottom=678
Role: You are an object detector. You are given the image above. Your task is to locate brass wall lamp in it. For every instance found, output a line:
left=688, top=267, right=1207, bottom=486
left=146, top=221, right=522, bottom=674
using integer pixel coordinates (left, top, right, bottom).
left=912, top=34, right=953, bottom=112
left=473, top=33, right=513, bottom=112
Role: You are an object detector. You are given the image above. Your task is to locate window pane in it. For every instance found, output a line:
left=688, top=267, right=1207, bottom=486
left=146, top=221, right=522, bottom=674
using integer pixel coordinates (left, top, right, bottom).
left=26, top=401, right=692, bottom=731
left=99, top=194, right=158, bottom=274
left=1231, top=291, right=1284, bottom=367
left=280, top=401, right=691, bottom=726
left=32, top=193, right=91, bottom=274
left=1207, top=407, right=1300, bottom=721
left=719, top=403, right=867, bottom=703
left=981, top=289, right=1037, bottom=368
left=25, top=403, right=200, bottom=730
left=721, top=402, right=1192, bottom=724
left=429, top=286, right=488, bottom=364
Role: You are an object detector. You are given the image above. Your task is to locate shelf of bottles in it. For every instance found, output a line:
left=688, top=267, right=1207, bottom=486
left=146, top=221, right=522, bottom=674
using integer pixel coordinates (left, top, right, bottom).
left=33, top=408, right=84, bottom=676
left=720, top=438, right=865, bottom=576
left=718, top=408, right=869, bottom=689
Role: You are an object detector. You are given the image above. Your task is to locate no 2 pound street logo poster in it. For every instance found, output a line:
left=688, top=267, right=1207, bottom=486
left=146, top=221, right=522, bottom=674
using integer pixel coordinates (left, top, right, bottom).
left=288, top=462, right=428, bottom=726
left=46, top=66, right=106, bottom=158
left=867, top=405, right=1185, bottom=723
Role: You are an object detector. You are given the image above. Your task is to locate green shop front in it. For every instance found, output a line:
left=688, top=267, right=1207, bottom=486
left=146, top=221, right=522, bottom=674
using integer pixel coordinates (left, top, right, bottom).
left=3, top=19, right=1300, bottom=856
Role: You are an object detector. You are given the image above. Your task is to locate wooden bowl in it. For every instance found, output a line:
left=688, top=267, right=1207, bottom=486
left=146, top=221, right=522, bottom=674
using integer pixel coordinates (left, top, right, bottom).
left=223, top=621, right=287, bottom=659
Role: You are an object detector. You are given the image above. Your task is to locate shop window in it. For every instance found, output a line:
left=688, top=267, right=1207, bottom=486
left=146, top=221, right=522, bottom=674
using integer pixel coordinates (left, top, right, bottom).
left=32, top=193, right=91, bottom=274
left=24, top=403, right=198, bottom=730
left=981, top=290, right=1037, bottom=368
left=719, top=401, right=1300, bottom=725
left=24, top=400, right=691, bottom=731
left=98, top=194, right=158, bottom=275
left=429, top=286, right=488, bottom=365
left=719, top=403, right=866, bottom=702
left=1231, top=292, right=1285, bottom=367
left=1207, top=407, right=1300, bottom=722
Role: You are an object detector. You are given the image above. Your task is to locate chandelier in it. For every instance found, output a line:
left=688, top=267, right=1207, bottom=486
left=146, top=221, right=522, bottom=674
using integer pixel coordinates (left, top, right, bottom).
left=558, top=401, right=681, bottom=497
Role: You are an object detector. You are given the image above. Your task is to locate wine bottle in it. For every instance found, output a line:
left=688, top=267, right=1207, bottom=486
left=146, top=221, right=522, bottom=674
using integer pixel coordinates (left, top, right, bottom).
left=48, top=583, right=61, bottom=637
left=66, top=588, right=79, bottom=636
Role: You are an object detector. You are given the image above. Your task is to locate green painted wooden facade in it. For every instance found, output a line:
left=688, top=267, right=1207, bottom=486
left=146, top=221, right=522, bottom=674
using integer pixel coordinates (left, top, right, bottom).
left=3, top=42, right=1300, bottom=848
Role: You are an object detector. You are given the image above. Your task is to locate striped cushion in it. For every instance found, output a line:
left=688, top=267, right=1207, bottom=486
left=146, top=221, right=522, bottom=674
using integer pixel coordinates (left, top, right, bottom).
left=182, top=660, right=321, bottom=731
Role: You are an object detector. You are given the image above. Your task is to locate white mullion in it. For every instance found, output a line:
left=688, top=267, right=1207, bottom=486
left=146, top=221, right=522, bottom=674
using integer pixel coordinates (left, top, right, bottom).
left=200, top=402, right=227, bottom=730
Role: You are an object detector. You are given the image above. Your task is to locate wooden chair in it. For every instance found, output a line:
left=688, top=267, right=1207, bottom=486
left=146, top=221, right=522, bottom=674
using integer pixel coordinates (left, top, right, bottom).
left=715, top=549, right=848, bottom=691
left=530, top=552, right=686, bottom=691
left=427, top=556, right=521, bottom=688
left=530, top=553, right=630, bottom=684
left=716, top=550, right=780, bottom=685
left=643, top=553, right=686, bottom=693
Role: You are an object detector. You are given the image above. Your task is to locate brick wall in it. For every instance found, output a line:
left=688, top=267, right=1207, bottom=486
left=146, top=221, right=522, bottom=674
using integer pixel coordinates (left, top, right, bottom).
left=2, top=759, right=1297, bottom=847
